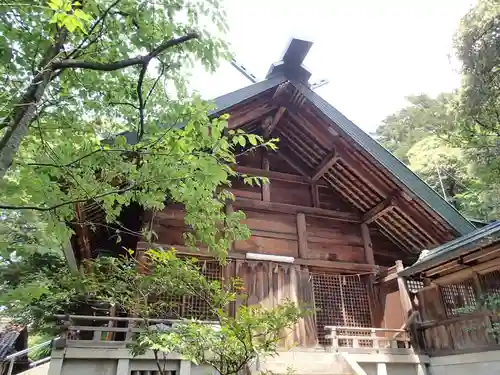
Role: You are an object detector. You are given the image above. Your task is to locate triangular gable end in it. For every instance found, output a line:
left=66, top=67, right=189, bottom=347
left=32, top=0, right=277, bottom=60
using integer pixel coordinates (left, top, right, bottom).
left=213, top=38, right=475, bottom=258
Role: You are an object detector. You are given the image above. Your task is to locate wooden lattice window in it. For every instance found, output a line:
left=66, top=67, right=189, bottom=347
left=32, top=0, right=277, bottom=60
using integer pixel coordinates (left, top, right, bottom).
left=183, top=260, right=222, bottom=320
left=440, top=279, right=477, bottom=317
left=155, top=259, right=222, bottom=321
left=312, top=273, right=372, bottom=345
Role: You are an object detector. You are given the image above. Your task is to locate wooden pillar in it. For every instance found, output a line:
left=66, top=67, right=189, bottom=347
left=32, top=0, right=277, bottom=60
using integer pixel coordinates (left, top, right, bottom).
left=297, top=213, right=308, bottom=259
left=261, top=150, right=271, bottom=202
left=361, top=223, right=375, bottom=265
left=361, top=223, right=378, bottom=326
left=395, top=260, right=413, bottom=316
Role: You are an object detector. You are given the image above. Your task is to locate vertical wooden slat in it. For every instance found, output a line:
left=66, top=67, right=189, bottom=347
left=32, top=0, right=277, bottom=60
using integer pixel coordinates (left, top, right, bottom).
left=299, top=267, right=318, bottom=346
left=297, top=213, right=308, bottom=259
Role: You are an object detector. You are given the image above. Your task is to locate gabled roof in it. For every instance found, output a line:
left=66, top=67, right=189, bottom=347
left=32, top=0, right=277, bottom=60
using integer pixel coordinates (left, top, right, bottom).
left=201, top=75, right=474, bottom=237
left=112, top=37, right=474, bottom=256
left=399, top=220, right=500, bottom=277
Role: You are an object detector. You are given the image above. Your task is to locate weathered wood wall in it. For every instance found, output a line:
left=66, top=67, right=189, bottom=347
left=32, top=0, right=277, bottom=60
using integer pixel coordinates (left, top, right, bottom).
left=138, top=146, right=415, bottom=346
left=413, top=250, right=500, bottom=355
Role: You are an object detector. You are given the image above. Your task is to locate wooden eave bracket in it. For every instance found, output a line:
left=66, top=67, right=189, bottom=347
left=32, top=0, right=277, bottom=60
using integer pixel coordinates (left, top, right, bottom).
left=362, top=195, right=398, bottom=224
left=312, top=149, right=339, bottom=181
left=263, top=106, right=287, bottom=138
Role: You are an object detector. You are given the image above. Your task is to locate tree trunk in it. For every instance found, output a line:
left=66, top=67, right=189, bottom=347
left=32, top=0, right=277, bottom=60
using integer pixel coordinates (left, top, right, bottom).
left=0, top=32, right=66, bottom=178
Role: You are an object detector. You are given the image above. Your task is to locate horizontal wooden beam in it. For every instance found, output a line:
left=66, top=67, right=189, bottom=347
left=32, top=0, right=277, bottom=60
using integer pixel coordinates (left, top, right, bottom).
left=362, top=196, right=396, bottom=224
left=138, top=243, right=382, bottom=273
left=229, top=104, right=276, bottom=129
left=234, top=197, right=361, bottom=222
left=233, top=165, right=322, bottom=185
left=312, top=150, right=339, bottom=181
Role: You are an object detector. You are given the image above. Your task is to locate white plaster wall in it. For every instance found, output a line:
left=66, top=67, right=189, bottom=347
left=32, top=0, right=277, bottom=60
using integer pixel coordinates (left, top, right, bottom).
left=429, top=350, right=500, bottom=375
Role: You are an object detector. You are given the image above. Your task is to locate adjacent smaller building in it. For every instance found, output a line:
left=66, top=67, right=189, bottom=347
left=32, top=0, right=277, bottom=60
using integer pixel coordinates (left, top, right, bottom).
left=399, top=221, right=500, bottom=372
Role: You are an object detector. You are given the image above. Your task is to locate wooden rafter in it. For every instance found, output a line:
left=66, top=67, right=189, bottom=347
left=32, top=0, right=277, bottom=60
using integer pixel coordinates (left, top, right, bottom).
left=362, top=196, right=397, bottom=224
left=312, top=149, right=339, bottom=181
left=263, top=107, right=286, bottom=137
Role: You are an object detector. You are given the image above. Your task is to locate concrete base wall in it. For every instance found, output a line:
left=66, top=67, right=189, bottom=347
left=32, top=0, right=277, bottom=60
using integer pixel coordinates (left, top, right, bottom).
left=47, top=348, right=215, bottom=375
left=429, top=350, right=500, bottom=375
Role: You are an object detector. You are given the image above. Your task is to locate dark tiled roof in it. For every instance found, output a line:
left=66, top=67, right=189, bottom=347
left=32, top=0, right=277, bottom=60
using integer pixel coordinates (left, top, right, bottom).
left=399, top=220, right=500, bottom=277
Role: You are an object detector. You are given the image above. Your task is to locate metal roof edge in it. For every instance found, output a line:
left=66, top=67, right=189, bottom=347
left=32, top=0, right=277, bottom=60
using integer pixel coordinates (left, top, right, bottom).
left=292, top=81, right=476, bottom=236
left=399, top=221, right=500, bottom=277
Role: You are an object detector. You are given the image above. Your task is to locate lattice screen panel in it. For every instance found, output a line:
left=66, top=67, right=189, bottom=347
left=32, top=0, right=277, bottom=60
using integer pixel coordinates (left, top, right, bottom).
left=312, top=273, right=372, bottom=346
left=440, top=278, right=477, bottom=317
left=480, top=270, right=500, bottom=295
left=154, top=259, right=222, bottom=321
left=183, top=260, right=222, bottom=320
left=406, top=279, right=424, bottom=294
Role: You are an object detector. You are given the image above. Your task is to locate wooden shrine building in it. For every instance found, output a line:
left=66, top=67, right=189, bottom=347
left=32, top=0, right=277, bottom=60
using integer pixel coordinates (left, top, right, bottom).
left=68, top=38, right=477, bottom=350
left=399, top=220, right=500, bottom=357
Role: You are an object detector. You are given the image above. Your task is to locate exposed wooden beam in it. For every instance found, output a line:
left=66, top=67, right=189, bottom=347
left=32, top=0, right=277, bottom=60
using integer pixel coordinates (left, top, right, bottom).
left=229, top=104, right=276, bottom=129
left=140, top=242, right=386, bottom=273
left=312, top=150, right=339, bottom=181
left=264, top=107, right=286, bottom=137
left=276, top=151, right=311, bottom=179
left=362, top=196, right=397, bottom=224
left=234, top=197, right=361, bottom=222
left=233, top=165, right=328, bottom=186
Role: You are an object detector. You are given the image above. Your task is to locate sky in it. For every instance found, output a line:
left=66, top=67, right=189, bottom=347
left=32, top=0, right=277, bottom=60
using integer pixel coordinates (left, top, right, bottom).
left=189, top=0, right=477, bottom=133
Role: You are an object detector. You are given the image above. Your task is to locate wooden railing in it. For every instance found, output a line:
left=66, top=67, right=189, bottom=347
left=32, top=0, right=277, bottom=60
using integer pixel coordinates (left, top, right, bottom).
left=417, top=311, right=500, bottom=355
left=325, top=326, right=412, bottom=353
left=55, top=315, right=218, bottom=345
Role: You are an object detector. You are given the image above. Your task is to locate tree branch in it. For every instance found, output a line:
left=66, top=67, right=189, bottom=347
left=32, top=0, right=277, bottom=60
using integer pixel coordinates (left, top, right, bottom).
left=53, top=33, right=198, bottom=72
left=136, top=63, right=148, bottom=141
left=0, top=184, right=140, bottom=212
